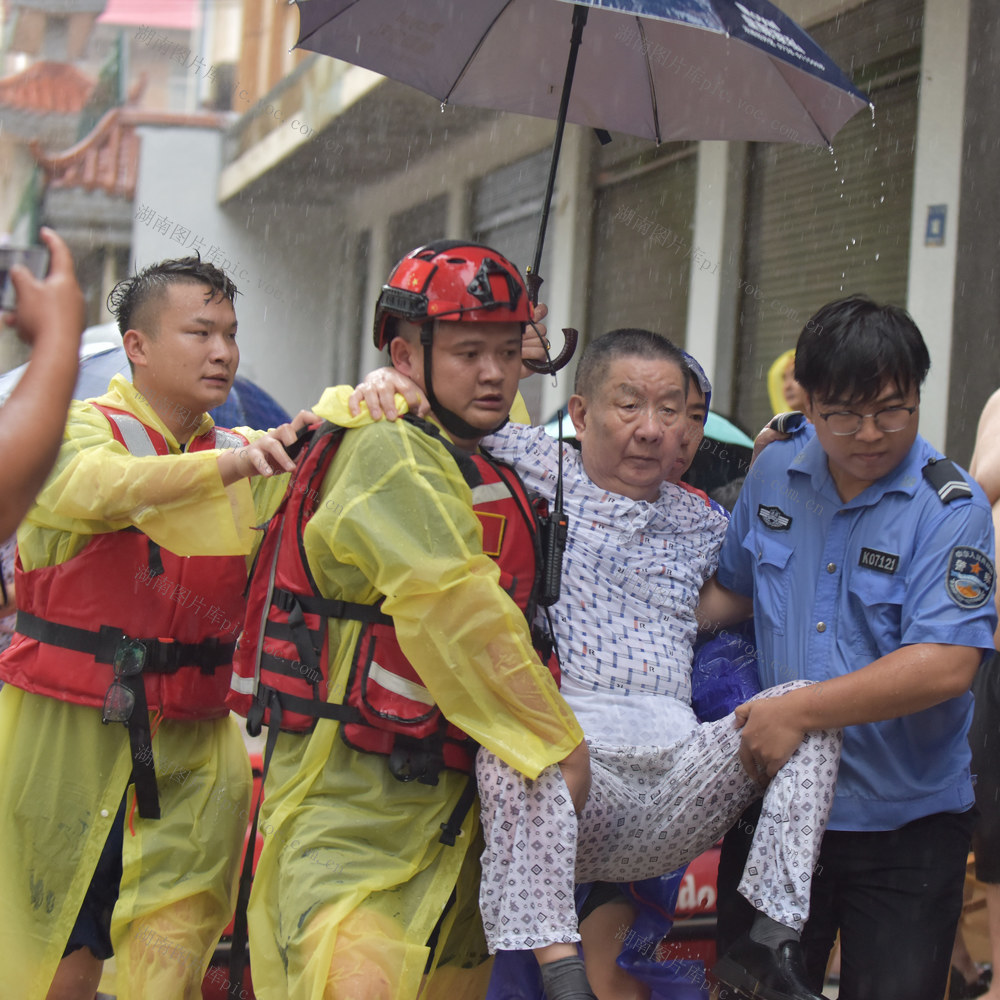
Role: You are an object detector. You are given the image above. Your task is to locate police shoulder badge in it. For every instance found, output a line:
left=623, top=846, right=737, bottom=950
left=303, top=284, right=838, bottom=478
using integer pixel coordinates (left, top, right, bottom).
left=946, top=547, right=996, bottom=609
left=757, top=505, right=792, bottom=530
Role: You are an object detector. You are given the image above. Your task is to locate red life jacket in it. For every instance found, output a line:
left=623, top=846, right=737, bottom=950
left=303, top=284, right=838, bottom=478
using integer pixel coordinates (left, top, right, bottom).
left=0, top=404, right=250, bottom=722
left=227, top=416, right=559, bottom=782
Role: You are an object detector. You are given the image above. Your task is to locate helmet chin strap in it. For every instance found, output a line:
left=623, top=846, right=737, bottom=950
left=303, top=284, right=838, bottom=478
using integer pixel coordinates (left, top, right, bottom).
left=420, top=324, right=509, bottom=443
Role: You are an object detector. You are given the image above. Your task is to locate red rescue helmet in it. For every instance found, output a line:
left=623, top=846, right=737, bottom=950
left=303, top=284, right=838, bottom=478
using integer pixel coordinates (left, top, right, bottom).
left=373, top=240, right=531, bottom=350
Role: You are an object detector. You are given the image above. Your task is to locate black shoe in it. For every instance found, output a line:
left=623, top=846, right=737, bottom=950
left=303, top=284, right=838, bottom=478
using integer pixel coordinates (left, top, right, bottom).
left=712, top=934, right=830, bottom=1000
left=949, top=964, right=993, bottom=1000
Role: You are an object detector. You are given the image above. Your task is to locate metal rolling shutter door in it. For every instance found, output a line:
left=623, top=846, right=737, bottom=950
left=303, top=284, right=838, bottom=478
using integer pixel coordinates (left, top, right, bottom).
left=733, top=0, right=922, bottom=433
left=587, top=142, right=697, bottom=350
left=473, top=150, right=554, bottom=420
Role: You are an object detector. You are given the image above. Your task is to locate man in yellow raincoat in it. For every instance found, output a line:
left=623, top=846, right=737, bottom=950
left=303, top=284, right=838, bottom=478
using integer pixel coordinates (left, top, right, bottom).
left=0, top=256, right=300, bottom=1000
left=240, top=241, right=586, bottom=1000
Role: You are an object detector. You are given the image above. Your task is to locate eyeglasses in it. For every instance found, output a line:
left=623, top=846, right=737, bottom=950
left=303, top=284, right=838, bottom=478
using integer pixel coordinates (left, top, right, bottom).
left=102, top=638, right=146, bottom=724
left=818, top=405, right=917, bottom=437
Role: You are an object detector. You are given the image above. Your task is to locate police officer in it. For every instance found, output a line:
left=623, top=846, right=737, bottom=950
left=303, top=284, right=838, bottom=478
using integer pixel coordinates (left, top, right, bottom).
left=703, top=295, right=997, bottom=1000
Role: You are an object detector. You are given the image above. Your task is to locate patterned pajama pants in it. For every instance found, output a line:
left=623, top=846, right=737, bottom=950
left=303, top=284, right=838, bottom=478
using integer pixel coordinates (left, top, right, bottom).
left=477, top=681, right=841, bottom=952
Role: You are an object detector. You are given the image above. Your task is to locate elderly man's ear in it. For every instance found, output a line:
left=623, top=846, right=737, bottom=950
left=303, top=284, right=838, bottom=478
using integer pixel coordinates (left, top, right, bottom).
left=568, top=394, right=588, bottom=439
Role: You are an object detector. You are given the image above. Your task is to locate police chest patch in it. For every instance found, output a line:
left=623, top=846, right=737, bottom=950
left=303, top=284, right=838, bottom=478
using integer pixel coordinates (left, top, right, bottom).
left=858, top=547, right=900, bottom=575
left=946, top=547, right=996, bottom=609
left=757, top=505, right=792, bottom=530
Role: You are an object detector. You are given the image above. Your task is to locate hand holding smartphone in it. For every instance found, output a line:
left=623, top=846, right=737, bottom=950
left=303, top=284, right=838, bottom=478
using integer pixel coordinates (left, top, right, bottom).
left=1, top=230, right=84, bottom=351
left=0, top=245, right=50, bottom=311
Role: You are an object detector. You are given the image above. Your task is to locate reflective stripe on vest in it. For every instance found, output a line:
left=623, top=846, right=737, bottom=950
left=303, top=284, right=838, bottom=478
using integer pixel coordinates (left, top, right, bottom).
left=367, top=660, right=437, bottom=707
left=95, top=405, right=250, bottom=455
left=212, top=428, right=249, bottom=450
left=101, top=410, right=169, bottom=456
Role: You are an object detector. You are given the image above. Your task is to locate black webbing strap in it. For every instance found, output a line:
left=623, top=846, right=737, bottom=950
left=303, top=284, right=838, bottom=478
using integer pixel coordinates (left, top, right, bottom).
left=259, top=649, right=323, bottom=686
left=270, top=588, right=392, bottom=626
left=123, top=672, right=160, bottom=820
left=423, top=886, right=458, bottom=974
left=229, top=689, right=282, bottom=994
left=14, top=611, right=234, bottom=673
left=266, top=688, right=363, bottom=725
left=147, top=538, right=165, bottom=577
left=439, top=774, right=478, bottom=847
left=15, top=611, right=234, bottom=820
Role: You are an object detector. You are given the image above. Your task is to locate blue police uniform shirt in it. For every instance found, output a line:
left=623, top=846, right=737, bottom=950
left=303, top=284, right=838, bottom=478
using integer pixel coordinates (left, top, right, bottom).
left=716, top=426, right=997, bottom=831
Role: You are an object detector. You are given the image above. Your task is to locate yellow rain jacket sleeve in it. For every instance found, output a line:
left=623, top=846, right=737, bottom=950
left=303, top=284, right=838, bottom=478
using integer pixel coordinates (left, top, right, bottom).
left=308, top=386, right=582, bottom=775
left=16, top=375, right=286, bottom=569
left=509, top=390, right=531, bottom=425
left=0, top=375, right=288, bottom=1000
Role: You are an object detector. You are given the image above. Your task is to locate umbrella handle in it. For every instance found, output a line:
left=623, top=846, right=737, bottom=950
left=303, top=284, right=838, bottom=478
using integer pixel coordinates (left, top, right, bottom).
left=523, top=327, right=579, bottom=374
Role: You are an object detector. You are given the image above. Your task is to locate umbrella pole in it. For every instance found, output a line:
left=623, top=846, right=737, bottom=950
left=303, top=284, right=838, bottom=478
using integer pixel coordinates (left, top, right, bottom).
left=525, top=3, right=589, bottom=305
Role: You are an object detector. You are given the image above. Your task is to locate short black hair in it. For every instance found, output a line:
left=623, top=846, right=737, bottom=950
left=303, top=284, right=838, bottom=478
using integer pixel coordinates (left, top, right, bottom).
left=795, top=295, right=930, bottom=404
left=574, top=328, right=690, bottom=398
left=107, top=255, right=239, bottom=338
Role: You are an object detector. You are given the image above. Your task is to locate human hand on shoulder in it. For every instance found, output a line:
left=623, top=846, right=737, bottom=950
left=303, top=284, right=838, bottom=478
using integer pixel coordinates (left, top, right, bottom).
left=264, top=410, right=319, bottom=456
left=348, top=367, right=427, bottom=421
left=3, top=228, right=85, bottom=351
left=751, top=411, right=807, bottom=466
left=218, top=435, right=298, bottom=485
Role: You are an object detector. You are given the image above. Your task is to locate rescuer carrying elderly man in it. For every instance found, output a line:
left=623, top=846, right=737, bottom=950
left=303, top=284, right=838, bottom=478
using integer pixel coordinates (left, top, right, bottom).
left=226, top=240, right=587, bottom=1000
left=0, top=255, right=305, bottom=1000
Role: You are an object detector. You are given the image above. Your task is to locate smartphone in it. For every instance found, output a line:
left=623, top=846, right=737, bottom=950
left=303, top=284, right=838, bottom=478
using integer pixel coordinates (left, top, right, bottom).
left=0, top=245, right=50, bottom=310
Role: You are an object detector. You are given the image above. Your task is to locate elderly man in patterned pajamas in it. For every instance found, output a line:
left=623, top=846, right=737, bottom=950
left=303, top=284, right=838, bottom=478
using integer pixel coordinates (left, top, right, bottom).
left=358, top=326, right=842, bottom=1000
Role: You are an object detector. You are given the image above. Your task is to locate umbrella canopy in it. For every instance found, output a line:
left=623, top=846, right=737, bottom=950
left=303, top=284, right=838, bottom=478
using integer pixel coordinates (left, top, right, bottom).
left=294, top=0, right=870, bottom=372
left=0, top=343, right=291, bottom=431
left=295, top=0, right=869, bottom=148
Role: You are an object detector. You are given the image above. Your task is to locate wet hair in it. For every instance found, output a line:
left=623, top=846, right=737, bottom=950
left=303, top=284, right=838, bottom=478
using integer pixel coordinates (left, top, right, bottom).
left=107, top=255, right=238, bottom=338
left=574, top=328, right=690, bottom=399
left=795, top=295, right=930, bottom=404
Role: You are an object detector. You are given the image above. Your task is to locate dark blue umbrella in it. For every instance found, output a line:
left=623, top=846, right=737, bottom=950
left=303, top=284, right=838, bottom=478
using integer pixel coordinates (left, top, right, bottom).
left=294, top=0, right=870, bottom=308
left=0, top=343, right=290, bottom=431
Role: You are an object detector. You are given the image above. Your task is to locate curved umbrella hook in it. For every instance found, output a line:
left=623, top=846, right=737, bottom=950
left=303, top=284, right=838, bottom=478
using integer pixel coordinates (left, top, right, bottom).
left=523, top=327, right=579, bottom=374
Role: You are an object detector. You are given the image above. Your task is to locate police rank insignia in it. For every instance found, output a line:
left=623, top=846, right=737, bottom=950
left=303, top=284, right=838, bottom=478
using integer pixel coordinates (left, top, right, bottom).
left=757, top=505, right=792, bottom=530
left=946, top=547, right=996, bottom=609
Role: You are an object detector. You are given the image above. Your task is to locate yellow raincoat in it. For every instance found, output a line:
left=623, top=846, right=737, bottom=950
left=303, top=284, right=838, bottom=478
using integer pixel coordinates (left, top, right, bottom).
left=0, top=375, right=287, bottom=999
left=248, top=387, right=583, bottom=1000
left=767, top=348, right=797, bottom=415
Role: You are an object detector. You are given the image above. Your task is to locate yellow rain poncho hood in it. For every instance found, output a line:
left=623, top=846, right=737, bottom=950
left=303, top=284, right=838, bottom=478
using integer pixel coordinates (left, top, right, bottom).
left=767, top=348, right=797, bottom=416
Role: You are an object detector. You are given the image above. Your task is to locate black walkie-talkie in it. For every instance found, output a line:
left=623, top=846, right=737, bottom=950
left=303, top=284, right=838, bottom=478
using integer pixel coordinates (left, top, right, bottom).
left=538, top=410, right=568, bottom=607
